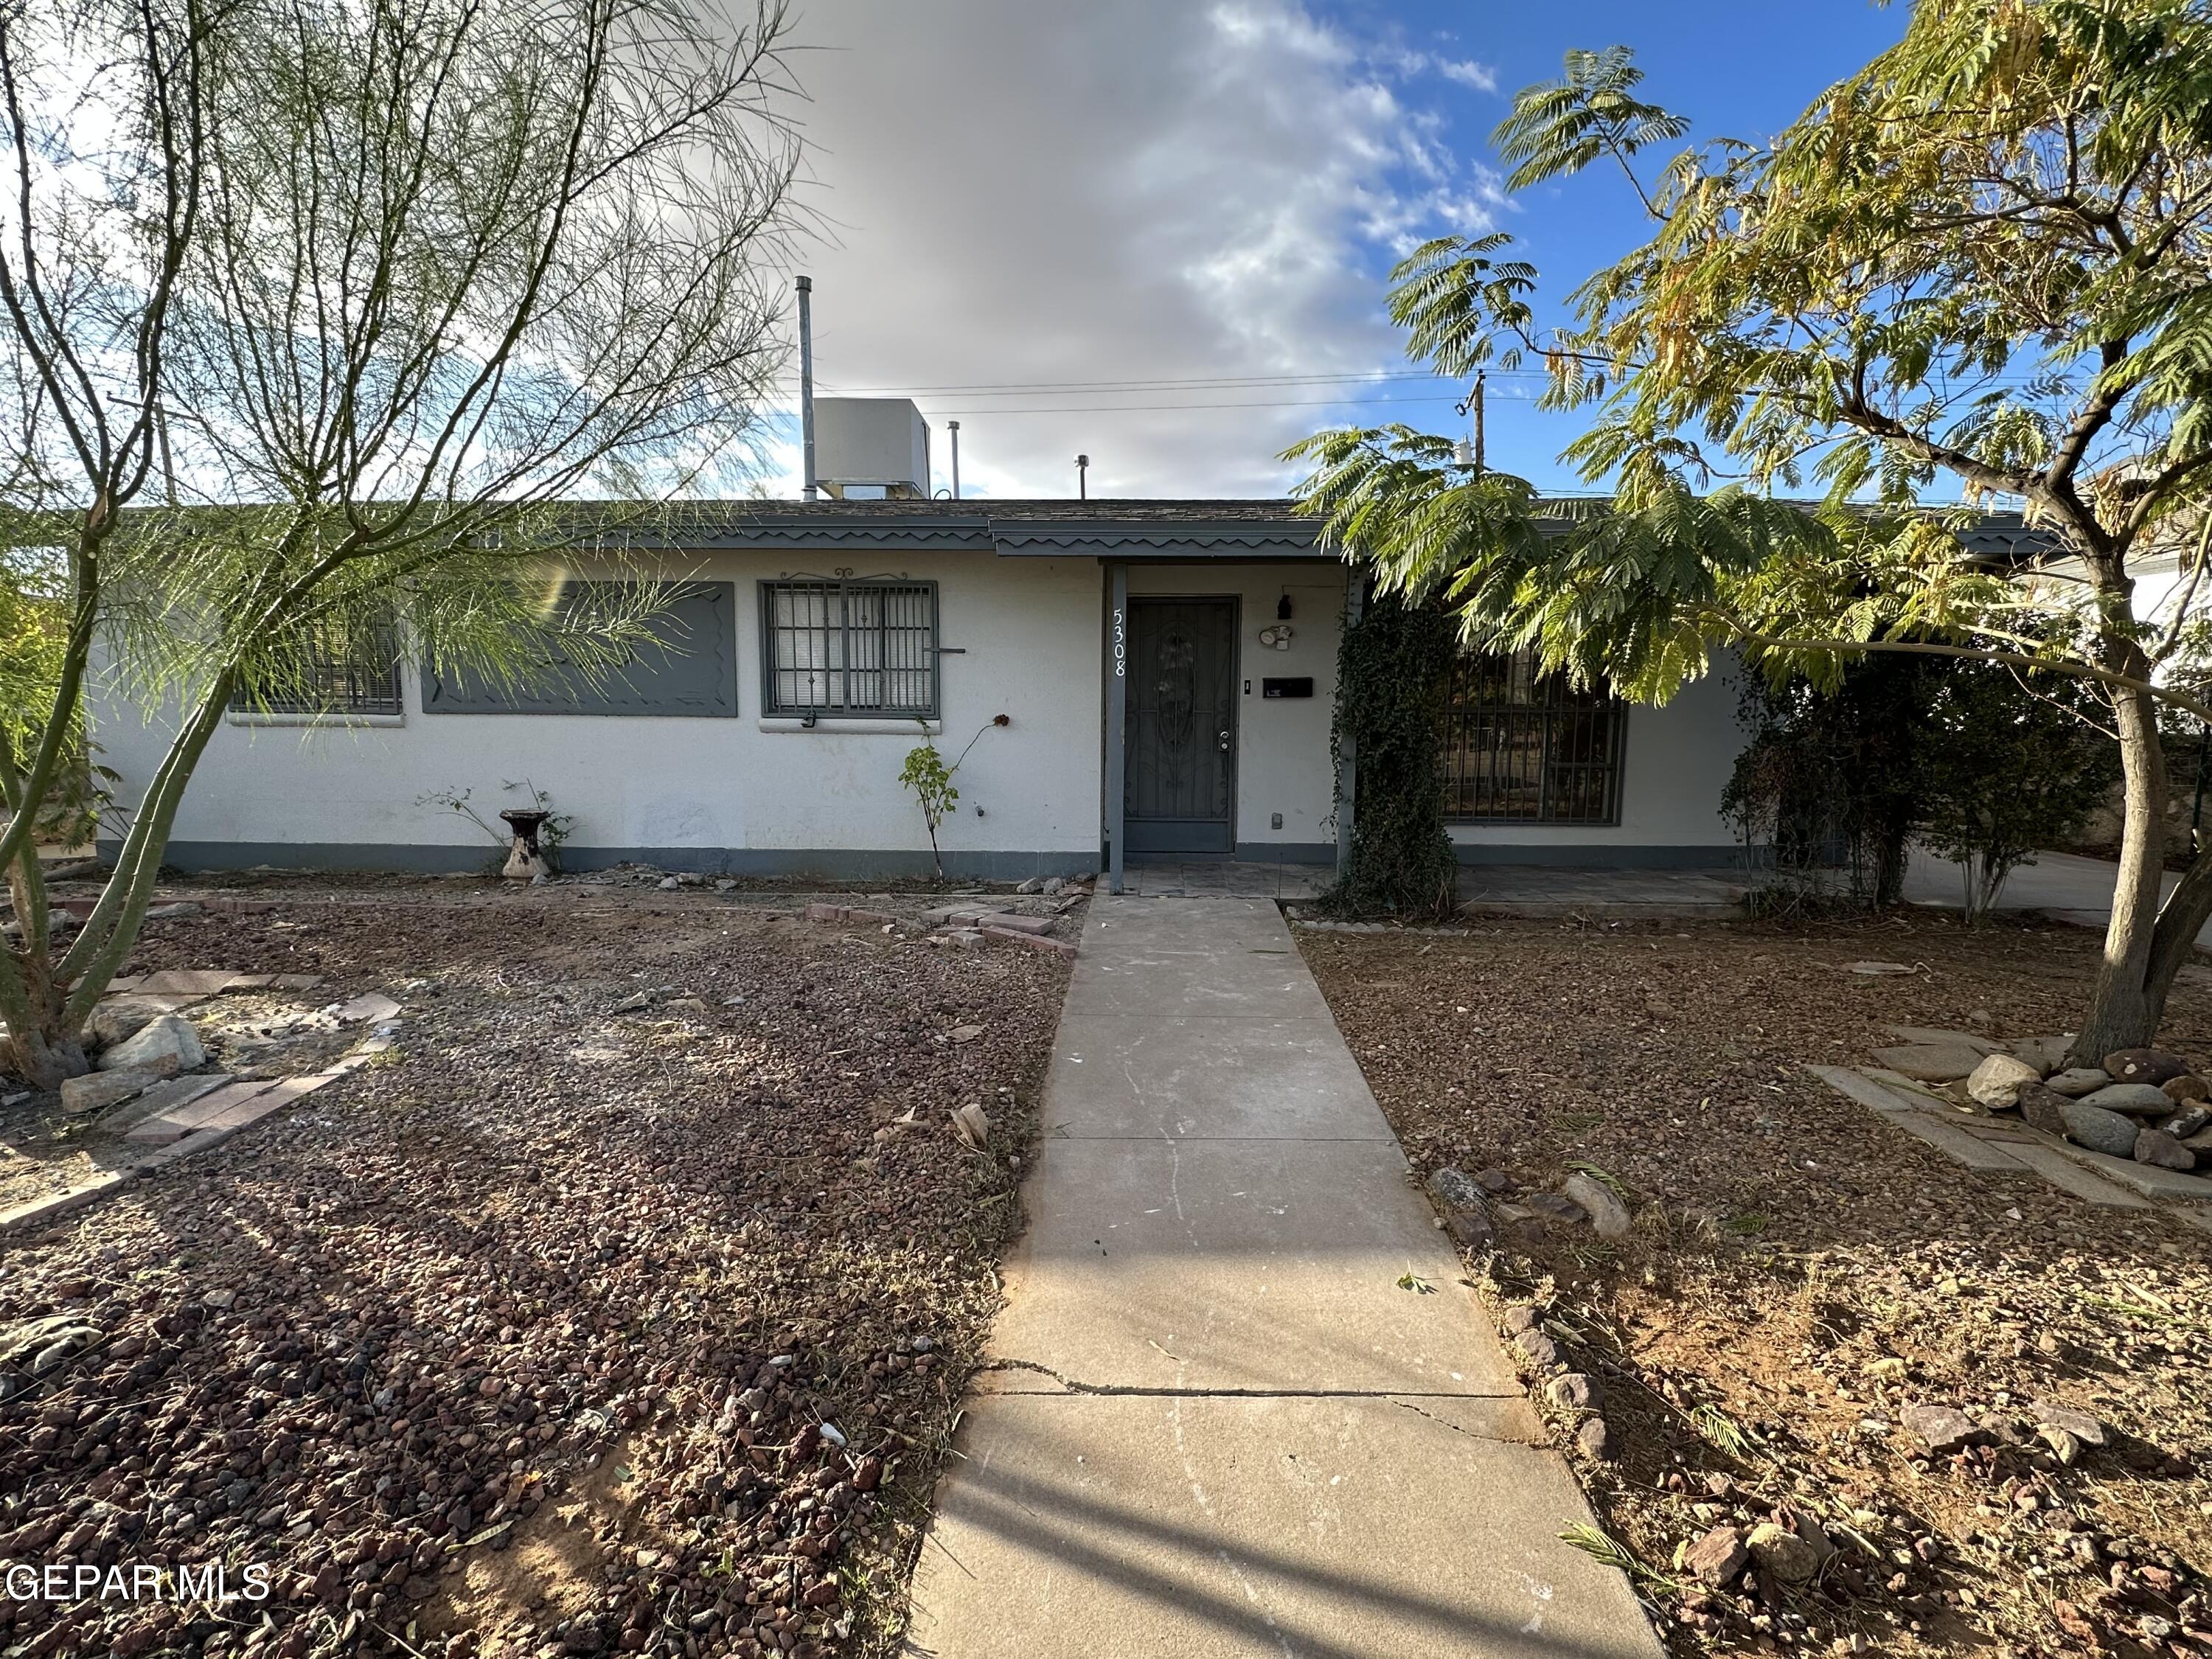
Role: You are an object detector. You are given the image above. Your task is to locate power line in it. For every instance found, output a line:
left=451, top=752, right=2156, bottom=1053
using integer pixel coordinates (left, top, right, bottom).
left=923, top=394, right=1471, bottom=415
left=814, top=369, right=1456, bottom=396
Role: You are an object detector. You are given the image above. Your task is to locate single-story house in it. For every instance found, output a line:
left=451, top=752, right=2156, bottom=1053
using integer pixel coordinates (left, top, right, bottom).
left=89, top=494, right=1764, bottom=886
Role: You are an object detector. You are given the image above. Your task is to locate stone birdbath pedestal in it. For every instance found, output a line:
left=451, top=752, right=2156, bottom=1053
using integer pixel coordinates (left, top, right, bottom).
left=498, top=808, right=552, bottom=880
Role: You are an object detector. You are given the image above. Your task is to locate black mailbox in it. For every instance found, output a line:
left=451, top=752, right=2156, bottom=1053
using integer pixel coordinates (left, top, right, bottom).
left=1262, top=677, right=1314, bottom=699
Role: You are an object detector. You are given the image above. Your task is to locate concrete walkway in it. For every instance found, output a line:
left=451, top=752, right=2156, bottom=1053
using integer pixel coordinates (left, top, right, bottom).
left=903, top=897, right=1661, bottom=1659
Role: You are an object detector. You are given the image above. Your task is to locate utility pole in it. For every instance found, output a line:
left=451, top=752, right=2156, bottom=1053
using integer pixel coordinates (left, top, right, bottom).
left=947, top=420, right=961, bottom=499
left=796, top=275, right=817, bottom=501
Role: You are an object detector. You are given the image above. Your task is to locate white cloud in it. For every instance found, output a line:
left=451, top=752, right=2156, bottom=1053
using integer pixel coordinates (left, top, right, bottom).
left=763, top=1, right=1492, bottom=499
left=1437, top=58, right=1498, bottom=92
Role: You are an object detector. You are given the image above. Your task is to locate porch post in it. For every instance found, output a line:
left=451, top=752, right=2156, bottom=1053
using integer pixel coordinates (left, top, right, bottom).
left=1334, top=574, right=1363, bottom=883
left=1106, top=562, right=1129, bottom=894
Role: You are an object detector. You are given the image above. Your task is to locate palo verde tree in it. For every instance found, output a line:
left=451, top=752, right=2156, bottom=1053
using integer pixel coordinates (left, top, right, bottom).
left=1291, top=4, right=2212, bottom=1059
left=0, top=0, right=801, bottom=1086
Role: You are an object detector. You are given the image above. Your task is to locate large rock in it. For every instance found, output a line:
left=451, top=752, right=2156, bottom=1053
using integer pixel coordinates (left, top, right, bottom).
left=2008, top=1034, right=2074, bottom=1074
left=2030, top=1399, right=2109, bottom=1447
left=2102, top=1048, right=2192, bottom=1086
left=2160, top=1104, right=2211, bottom=1140
left=1870, top=1043, right=1986, bottom=1082
left=1902, top=1403, right=1985, bottom=1454
left=2044, top=1068, right=2110, bottom=1098
left=85, top=999, right=162, bottom=1051
left=1966, top=1052, right=2041, bottom=1108
left=1561, top=1172, right=1631, bottom=1239
left=2079, top=1082, right=2177, bottom=1117
left=1747, top=1521, right=1820, bottom=1585
left=2161, top=1074, right=2209, bottom=1103
left=2017, top=1082, right=2071, bottom=1138
left=2134, top=1129, right=2197, bottom=1172
left=1683, top=1525, right=1749, bottom=1587
left=58, top=1069, right=157, bottom=1118
left=96, top=1013, right=204, bottom=1074
left=2058, top=1099, right=2142, bottom=1158
left=1425, top=1167, right=1488, bottom=1211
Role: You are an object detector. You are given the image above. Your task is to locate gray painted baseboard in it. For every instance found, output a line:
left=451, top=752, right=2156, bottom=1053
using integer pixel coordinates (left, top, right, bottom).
left=1231, top=841, right=1335, bottom=865
left=122, top=841, right=1100, bottom=882
left=1451, top=843, right=1750, bottom=869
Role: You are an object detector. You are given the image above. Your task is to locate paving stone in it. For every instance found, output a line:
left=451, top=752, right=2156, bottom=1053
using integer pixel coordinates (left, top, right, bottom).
left=1880, top=1025, right=2000, bottom=1055
left=125, top=1079, right=275, bottom=1144
left=270, top=973, right=324, bottom=991
left=0, top=1172, right=133, bottom=1234
left=132, top=970, right=246, bottom=995
left=981, top=925, right=1077, bottom=957
left=979, top=911, right=1054, bottom=936
left=1869, top=1043, right=1986, bottom=1082
left=94, top=1075, right=229, bottom=1135
left=331, top=991, right=402, bottom=1024
left=2052, top=1143, right=2212, bottom=1200
left=1882, top=1110, right=2028, bottom=1171
left=1999, top=1141, right=2154, bottom=1208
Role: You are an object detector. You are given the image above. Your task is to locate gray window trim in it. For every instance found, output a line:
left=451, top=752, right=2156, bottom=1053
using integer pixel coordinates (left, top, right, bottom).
left=758, top=576, right=942, bottom=721
left=231, top=613, right=403, bottom=718
left=422, top=580, right=737, bottom=716
left=1440, top=646, right=1628, bottom=827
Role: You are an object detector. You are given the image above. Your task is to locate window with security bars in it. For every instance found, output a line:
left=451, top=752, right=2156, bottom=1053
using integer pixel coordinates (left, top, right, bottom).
left=232, top=615, right=402, bottom=717
left=1440, top=646, right=1626, bottom=824
left=760, top=578, right=938, bottom=718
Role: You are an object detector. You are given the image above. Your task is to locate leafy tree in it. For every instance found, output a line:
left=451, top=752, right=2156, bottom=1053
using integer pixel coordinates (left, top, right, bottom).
left=1290, top=1, right=2212, bottom=1058
left=1921, top=656, right=2124, bottom=922
left=1721, top=656, right=1933, bottom=911
left=0, top=0, right=800, bottom=1085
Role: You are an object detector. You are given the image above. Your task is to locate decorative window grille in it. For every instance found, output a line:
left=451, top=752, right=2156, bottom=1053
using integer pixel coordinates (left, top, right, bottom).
left=760, top=578, right=939, bottom=717
left=1440, top=646, right=1626, bottom=824
left=232, top=614, right=402, bottom=717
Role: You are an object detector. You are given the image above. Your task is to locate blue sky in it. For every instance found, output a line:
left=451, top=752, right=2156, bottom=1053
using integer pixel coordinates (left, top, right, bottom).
left=775, top=1, right=1914, bottom=499
left=1329, top=1, right=1913, bottom=489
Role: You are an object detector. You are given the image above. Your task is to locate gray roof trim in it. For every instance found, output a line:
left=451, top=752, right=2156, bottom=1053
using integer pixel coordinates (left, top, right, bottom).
left=992, top=521, right=1324, bottom=559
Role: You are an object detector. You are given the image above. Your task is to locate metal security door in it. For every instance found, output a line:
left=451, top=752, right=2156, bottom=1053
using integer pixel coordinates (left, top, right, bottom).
left=1124, top=598, right=1237, bottom=853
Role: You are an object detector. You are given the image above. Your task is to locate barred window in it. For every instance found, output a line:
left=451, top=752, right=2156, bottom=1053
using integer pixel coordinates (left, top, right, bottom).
left=1441, top=647, right=1626, bottom=824
left=232, top=615, right=402, bottom=717
left=760, top=578, right=938, bottom=718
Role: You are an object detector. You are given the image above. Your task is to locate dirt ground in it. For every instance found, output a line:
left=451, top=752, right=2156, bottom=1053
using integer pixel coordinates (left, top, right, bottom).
left=1301, top=910, right=2212, bottom=1659
left=0, top=880, right=1072, bottom=1659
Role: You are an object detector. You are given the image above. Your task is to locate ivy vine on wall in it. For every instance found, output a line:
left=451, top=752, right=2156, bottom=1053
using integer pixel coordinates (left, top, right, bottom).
left=1325, top=591, right=1459, bottom=918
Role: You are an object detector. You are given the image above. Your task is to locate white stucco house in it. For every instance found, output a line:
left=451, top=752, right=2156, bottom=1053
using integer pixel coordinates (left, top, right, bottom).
left=88, top=490, right=1761, bottom=886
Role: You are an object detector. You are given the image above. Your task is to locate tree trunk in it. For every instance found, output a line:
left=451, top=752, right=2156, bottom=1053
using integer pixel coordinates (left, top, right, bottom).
left=2070, top=679, right=2171, bottom=1062
left=4, top=1008, right=87, bottom=1091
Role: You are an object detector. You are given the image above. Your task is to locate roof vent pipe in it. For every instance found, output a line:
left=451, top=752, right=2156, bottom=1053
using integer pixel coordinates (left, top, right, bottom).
left=947, top=420, right=961, bottom=500
left=796, top=275, right=817, bottom=501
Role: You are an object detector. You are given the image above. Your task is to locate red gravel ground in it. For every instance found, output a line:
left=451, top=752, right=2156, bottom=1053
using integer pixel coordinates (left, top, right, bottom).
left=0, top=888, right=1071, bottom=1659
left=1302, top=908, right=2212, bottom=1659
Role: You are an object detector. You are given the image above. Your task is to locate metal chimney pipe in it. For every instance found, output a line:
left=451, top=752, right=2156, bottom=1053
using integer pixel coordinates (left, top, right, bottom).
left=796, top=275, right=817, bottom=501
left=1076, top=453, right=1089, bottom=501
left=947, top=420, right=961, bottom=500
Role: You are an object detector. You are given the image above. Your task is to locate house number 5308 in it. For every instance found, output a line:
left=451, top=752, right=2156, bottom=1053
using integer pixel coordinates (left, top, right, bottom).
left=1113, top=607, right=1126, bottom=677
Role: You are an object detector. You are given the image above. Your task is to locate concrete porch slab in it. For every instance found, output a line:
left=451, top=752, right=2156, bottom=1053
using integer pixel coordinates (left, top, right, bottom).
left=1046, top=1014, right=1396, bottom=1141
left=988, top=1135, right=1520, bottom=1397
left=904, top=1393, right=1660, bottom=1659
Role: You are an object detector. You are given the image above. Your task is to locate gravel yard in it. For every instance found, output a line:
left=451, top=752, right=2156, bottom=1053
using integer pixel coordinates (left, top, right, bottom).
left=0, top=881, right=1072, bottom=1659
left=1301, top=911, right=2212, bottom=1659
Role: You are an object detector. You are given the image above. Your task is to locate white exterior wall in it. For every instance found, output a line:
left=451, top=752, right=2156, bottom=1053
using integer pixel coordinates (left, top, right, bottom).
left=1126, top=563, right=1346, bottom=857
left=1447, top=661, right=1745, bottom=865
left=91, top=552, right=1106, bottom=878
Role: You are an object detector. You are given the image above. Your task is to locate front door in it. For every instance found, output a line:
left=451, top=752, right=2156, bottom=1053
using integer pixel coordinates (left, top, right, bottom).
left=1124, top=597, right=1237, bottom=854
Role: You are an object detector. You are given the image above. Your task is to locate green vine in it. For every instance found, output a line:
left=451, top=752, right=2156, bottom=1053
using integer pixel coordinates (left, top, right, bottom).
left=1324, top=592, right=1458, bottom=918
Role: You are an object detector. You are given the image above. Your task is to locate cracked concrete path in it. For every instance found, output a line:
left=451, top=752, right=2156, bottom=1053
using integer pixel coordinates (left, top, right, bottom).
left=902, top=897, right=1663, bottom=1659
